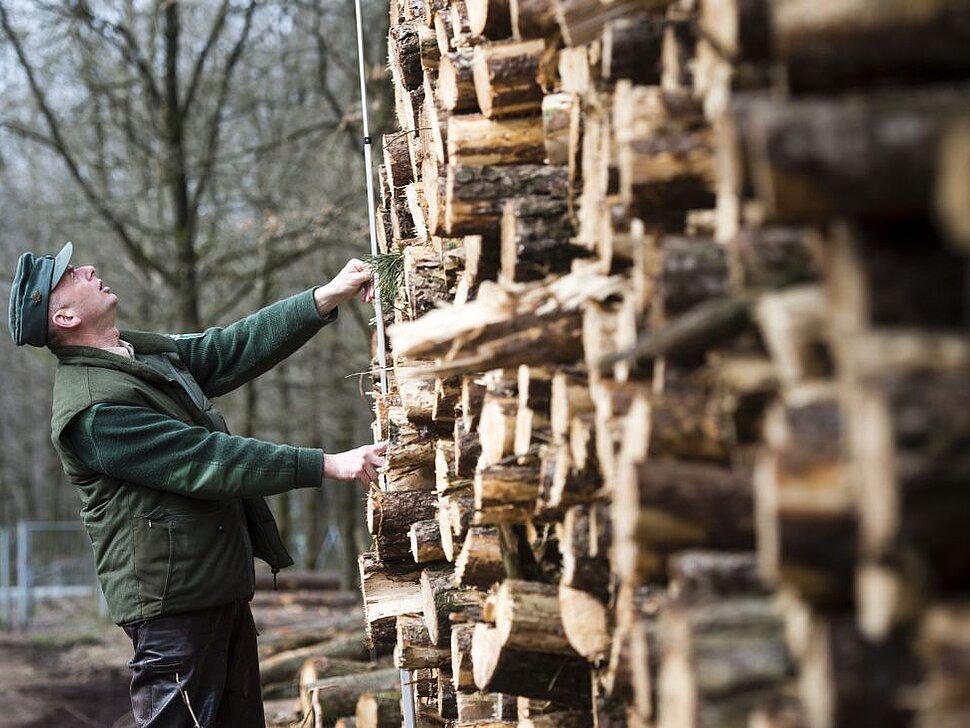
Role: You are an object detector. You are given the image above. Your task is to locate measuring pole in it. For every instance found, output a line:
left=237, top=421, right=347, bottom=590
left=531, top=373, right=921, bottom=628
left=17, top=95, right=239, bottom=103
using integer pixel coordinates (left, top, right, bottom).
left=352, top=1, right=415, bottom=725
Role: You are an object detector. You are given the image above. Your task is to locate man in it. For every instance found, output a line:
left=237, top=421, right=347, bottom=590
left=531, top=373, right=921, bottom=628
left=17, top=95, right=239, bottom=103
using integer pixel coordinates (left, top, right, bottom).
left=7, top=241, right=387, bottom=727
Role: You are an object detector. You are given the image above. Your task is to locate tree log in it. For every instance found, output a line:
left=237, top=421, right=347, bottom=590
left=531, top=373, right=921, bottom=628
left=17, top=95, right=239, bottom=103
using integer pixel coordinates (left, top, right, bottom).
left=359, top=553, right=424, bottom=647
left=795, top=612, right=919, bottom=728
left=396, top=613, right=452, bottom=668
left=451, top=622, right=477, bottom=691
left=511, top=0, right=558, bottom=38
left=306, top=668, right=401, bottom=725
left=555, top=0, right=673, bottom=47
left=455, top=525, right=507, bottom=587
left=658, top=598, right=788, bottom=728
left=472, top=623, right=592, bottom=706
left=601, top=12, right=664, bottom=84
left=613, top=459, right=755, bottom=582
left=448, top=113, right=546, bottom=166
left=501, top=196, right=588, bottom=282
left=422, top=564, right=487, bottom=644
left=773, top=0, right=970, bottom=92
left=411, top=519, right=447, bottom=563
left=494, top=579, right=577, bottom=655
left=472, top=39, right=545, bottom=118
left=475, top=458, right=542, bottom=521
left=742, top=88, right=970, bottom=223
left=542, top=92, right=575, bottom=166
left=439, top=47, right=480, bottom=112
left=467, top=0, right=513, bottom=38
left=559, top=584, right=611, bottom=662
left=697, top=0, right=771, bottom=63
left=446, top=163, right=569, bottom=236
left=357, top=691, right=404, bottom=728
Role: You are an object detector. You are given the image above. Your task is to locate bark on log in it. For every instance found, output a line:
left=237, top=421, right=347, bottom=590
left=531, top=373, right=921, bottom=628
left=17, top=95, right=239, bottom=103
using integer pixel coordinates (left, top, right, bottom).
left=741, top=88, right=970, bottom=223
left=755, top=386, right=856, bottom=608
left=410, top=519, right=447, bottom=563
left=542, top=92, right=575, bottom=166
left=451, top=622, right=478, bottom=691
left=467, top=0, right=513, bottom=38
left=357, top=691, right=404, bottom=728
left=653, top=236, right=731, bottom=322
left=559, top=504, right=610, bottom=599
left=613, top=459, right=755, bottom=582
left=455, top=525, right=508, bottom=587
left=422, top=564, right=487, bottom=644
left=733, top=225, right=817, bottom=291
left=619, top=128, right=716, bottom=227
left=395, top=613, right=452, bottom=668
left=385, top=131, right=415, bottom=192
left=440, top=47, right=480, bottom=112
left=472, top=623, right=592, bottom=706
left=474, top=458, right=542, bottom=522
left=257, top=614, right=368, bottom=659
left=472, top=39, right=546, bottom=118
left=667, top=550, right=766, bottom=604
left=305, top=669, right=401, bottom=725
left=773, top=0, right=970, bottom=92
left=820, top=220, right=969, bottom=336
left=494, top=579, right=577, bottom=655
left=555, top=0, right=673, bottom=47
left=263, top=651, right=373, bottom=690
left=601, top=12, right=665, bottom=84
left=446, top=163, right=569, bottom=236
left=511, top=0, right=558, bottom=38
left=501, top=196, right=588, bottom=282
left=657, top=598, right=789, bottom=728
left=448, top=113, right=546, bottom=166
left=697, top=0, right=771, bottom=63
left=454, top=417, right=483, bottom=477
left=796, top=612, right=920, bottom=728
left=390, top=22, right=429, bottom=92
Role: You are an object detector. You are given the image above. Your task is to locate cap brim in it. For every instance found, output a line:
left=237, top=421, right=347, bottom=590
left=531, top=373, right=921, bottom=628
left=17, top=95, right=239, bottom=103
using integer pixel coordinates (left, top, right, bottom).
left=50, top=241, right=73, bottom=290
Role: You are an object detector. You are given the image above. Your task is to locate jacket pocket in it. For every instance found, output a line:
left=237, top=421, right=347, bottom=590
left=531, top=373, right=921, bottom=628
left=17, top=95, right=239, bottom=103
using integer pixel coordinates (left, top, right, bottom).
left=132, top=515, right=175, bottom=607
left=133, top=501, right=253, bottom=616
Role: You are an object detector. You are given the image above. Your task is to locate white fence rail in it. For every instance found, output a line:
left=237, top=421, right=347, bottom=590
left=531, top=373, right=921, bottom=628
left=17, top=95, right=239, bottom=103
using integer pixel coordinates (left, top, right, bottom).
left=0, top=521, right=104, bottom=629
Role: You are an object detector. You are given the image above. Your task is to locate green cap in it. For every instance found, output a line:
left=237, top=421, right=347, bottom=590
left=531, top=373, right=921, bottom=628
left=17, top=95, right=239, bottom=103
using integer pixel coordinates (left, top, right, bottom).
left=7, top=242, right=73, bottom=347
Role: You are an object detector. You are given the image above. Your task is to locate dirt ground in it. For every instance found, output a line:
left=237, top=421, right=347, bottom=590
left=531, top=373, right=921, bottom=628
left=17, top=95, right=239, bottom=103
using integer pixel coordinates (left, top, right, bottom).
left=0, top=601, right=134, bottom=728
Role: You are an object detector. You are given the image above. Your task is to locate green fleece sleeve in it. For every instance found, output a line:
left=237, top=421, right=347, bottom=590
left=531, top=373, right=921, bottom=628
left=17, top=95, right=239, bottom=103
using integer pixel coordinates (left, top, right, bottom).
left=65, top=404, right=325, bottom=500
left=171, top=288, right=337, bottom=398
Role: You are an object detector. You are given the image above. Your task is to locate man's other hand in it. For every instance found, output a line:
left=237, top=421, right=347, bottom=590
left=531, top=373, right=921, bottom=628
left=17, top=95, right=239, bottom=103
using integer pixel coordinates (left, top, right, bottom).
left=323, top=442, right=388, bottom=488
left=315, top=259, right=375, bottom=315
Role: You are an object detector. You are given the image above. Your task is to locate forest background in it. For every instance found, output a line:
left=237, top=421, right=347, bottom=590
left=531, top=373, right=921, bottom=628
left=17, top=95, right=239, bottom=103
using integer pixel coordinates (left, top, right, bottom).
left=0, top=0, right=392, bottom=589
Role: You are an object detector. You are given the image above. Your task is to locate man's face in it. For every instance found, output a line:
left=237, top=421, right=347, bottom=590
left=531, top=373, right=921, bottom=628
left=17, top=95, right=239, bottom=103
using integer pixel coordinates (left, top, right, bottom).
left=50, top=264, right=118, bottom=328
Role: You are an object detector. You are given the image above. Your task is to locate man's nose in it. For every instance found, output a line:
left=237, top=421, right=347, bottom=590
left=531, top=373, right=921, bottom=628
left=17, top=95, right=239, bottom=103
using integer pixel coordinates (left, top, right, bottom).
left=78, top=265, right=96, bottom=279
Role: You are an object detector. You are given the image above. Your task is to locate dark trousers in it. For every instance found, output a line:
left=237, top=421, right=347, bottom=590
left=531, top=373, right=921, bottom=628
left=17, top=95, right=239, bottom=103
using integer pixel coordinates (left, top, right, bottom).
left=122, top=600, right=265, bottom=728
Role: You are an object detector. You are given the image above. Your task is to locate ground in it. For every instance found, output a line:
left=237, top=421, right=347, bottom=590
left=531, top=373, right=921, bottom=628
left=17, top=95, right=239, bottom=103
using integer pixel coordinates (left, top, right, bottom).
left=0, top=601, right=133, bottom=728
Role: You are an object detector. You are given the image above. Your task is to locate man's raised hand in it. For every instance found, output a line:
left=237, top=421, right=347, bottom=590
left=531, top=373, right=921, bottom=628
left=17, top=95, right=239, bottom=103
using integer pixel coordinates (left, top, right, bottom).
left=315, top=258, right=375, bottom=315
left=323, top=442, right=388, bottom=488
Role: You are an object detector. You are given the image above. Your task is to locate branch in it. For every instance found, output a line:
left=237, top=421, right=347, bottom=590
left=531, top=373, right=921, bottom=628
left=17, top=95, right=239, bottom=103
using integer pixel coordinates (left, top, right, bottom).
left=68, top=0, right=162, bottom=107
left=181, top=0, right=231, bottom=116
left=189, top=0, right=258, bottom=219
left=0, top=2, right=171, bottom=279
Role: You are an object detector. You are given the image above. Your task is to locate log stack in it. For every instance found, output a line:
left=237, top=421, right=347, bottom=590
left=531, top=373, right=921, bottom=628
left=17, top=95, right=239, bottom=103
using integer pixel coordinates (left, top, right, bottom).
left=315, top=1, right=970, bottom=727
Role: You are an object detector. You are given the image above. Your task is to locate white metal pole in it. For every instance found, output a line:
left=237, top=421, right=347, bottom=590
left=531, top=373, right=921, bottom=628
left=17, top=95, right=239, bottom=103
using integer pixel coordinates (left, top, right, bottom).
left=353, top=0, right=389, bottom=398
left=352, top=2, right=415, bottom=724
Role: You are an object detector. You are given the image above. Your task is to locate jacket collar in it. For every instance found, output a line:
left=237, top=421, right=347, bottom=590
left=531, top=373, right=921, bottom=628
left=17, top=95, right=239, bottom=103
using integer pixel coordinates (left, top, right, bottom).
left=53, top=330, right=179, bottom=384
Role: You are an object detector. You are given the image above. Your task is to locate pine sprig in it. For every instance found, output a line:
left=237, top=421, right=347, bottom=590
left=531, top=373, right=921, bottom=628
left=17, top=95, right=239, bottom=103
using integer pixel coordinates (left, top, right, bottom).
left=362, top=251, right=405, bottom=309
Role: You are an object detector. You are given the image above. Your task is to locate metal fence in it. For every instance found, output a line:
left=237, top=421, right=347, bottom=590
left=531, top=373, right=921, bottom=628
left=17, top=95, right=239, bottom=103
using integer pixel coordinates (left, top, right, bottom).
left=0, top=520, right=104, bottom=629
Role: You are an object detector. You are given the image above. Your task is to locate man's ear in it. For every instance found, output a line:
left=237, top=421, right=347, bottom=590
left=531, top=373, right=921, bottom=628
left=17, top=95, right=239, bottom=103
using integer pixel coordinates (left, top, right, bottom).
left=51, top=307, right=81, bottom=331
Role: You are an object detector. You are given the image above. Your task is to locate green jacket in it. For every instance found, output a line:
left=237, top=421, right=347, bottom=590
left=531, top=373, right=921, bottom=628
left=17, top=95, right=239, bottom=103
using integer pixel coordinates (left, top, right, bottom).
left=49, top=289, right=336, bottom=625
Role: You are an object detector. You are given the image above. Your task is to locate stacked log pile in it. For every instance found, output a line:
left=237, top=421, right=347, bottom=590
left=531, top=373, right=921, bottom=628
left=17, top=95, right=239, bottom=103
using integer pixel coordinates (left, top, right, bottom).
left=309, top=1, right=970, bottom=727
